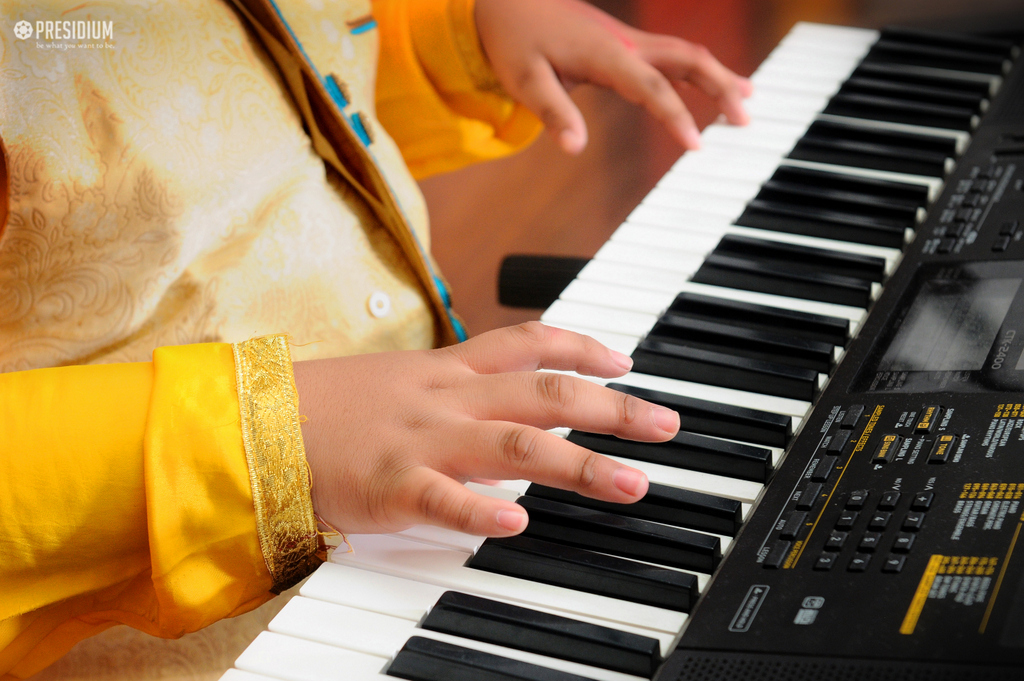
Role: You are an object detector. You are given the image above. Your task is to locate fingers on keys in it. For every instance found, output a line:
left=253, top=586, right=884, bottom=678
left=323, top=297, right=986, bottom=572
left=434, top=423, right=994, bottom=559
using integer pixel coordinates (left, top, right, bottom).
left=444, top=322, right=632, bottom=377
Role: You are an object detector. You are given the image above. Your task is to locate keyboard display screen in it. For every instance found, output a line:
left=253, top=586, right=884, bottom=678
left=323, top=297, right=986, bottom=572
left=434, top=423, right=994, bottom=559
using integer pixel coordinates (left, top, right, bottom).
left=858, top=261, right=1024, bottom=393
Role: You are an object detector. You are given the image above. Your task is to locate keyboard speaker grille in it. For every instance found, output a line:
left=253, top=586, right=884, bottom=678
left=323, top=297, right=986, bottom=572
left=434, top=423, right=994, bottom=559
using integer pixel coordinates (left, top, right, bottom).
left=656, top=651, right=1018, bottom=681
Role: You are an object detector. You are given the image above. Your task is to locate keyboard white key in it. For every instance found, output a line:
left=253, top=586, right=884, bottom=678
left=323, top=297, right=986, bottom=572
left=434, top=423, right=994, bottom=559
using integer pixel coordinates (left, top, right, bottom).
left=234, top=632, right=388, bottom=681
left=329, top=533, right=689, bottom=634
left=300, top=562, right=678, bottom=651
left=271, top=596, right=648, bottom=681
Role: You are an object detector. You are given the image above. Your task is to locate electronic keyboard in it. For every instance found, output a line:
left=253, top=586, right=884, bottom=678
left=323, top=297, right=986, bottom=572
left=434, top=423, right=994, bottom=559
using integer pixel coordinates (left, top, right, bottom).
left=223, top=22, right=1024, bottom=681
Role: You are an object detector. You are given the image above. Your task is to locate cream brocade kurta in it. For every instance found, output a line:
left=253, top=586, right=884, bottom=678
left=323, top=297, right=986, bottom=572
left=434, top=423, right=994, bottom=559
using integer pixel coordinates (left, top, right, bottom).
left=0, top=0, right=541, bottom=678
left=0, top=0, right=539, bottom=370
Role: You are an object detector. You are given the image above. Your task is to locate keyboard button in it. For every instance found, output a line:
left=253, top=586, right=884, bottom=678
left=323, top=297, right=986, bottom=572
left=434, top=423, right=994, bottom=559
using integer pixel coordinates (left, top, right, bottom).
left=872, top=434, right=901, bottom=463
left=911, top=492, right=934, bottom=511
left=892, top=532, right=916, bottom=553
left=841, top=404, right=866, bottom=428
left=848, top=553, right=871, bottom=572
left=827, top=429, right=854, bottom=453
left=1000, top=220, right=1020, bottom=236
left=836, top=510, right=859, bottom=531
left=814, top=552, right=838, bottom=571
left=902, top=512, right=926, bottom=531
left=796, top=483, right=823, bottom=511
left=825, top=531, right=848, bottom=551
left=858, top=532, right=882, bottom=552
left=846, top=490, right=870, bottom=509
left=915, top=406, right=941, bottom=432
left=882, top=554, right=907, bottom=574
left=868, top=512, right=892, bottom=531
left=763, top=540, right=792, bottom=569
left=878, top=491, right=902, bottom=510
left=928, top=434, right=956, bottom=463
left=780, top=511, right=808, bottom=540
left=812, top=456, right=838, bottom=482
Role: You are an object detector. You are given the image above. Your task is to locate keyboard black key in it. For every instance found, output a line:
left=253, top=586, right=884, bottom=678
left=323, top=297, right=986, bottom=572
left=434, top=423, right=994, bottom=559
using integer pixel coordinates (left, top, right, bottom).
left=567, top=428, right=772, bottom=482
left=525, top=482, right=743, bottom=536
left=789, top=136, right=951, bottom=178
left=840, top=76, right=987, bottom=112
left=715, top=235, right=888, bottom=283
left=824, top=92, right=978, bottom=131
left=468, top=535, right=699, bottom=612
left=387, top=636, right=590, bottom=681
left=516, top=496, right=721, bottom=573
left=608, top=381, right=793, bottom=447
left=667, top=292, right=850, bottom=348
left=632, top=336, right=819, bottom=401
left=864, top=38, right=1010, bottom=76
left=851, top=61, right=995, bottom=98
left=693, top=253, right=874, bottom=308
left=735, top=200, right=908, bottom=249
left=770, top=165, right=931, bottom=205
left=798, top=120, right=958, bottom=159
left=421, top=591, right=662, bottom=677
left=879, top=26, right=1018, bottom=61
left=648, top=314, right=834, bottom=373
left=786, top=122, right=954, bottom=176
left=758, top=176, right=924, bottom=225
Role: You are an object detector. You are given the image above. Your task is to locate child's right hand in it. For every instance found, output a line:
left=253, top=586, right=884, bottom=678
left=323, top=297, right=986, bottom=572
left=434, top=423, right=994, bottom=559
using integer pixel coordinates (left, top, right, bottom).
left=292, top=322, right=680, bottom=537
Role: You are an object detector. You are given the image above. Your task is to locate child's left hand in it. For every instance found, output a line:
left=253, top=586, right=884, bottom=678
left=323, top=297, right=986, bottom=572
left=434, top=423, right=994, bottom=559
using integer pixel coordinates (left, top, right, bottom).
left=475, top=0, right=753, bottom=154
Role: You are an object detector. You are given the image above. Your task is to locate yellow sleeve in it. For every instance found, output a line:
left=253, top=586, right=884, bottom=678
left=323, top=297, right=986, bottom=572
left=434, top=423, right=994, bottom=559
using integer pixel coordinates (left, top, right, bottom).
left=0, top=337, right=318, bottom=680
left=374, top=0, right=544, bottom=179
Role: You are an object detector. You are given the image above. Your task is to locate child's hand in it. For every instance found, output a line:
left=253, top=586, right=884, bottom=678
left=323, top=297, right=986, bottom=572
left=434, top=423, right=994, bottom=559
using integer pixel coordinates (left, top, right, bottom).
left=293, top=323, right=680, bottom=536
left=474, top=0, right=753, bottom=154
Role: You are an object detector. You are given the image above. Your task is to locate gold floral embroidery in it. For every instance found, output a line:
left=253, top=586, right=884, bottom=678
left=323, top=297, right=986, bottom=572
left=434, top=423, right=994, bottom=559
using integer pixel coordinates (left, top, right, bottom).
left=232, top=334, right=320, bottom=592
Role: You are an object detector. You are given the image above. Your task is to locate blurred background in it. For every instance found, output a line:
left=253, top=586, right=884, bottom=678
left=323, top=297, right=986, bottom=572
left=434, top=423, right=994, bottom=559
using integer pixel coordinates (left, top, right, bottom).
left=422, top=0, right=1024, bottom=335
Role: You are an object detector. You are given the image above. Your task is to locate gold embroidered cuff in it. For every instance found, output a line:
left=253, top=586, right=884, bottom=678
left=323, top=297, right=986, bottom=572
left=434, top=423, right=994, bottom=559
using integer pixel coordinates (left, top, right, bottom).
left=232, top=335, right=320, bottom=592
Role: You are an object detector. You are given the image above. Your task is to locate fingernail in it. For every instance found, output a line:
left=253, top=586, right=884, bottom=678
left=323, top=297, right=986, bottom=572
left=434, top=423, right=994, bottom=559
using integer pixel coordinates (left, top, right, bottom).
left=497, top=508, right=528, bottom=533
left=653, top=406, right=680, bottom=434
left=610, top=350, right=633, bottom=371
left=558, top=128, right=586, bottom=154
left=613, top=467, right=648, bottom=497
left=682, top=127, right=702, bottom=150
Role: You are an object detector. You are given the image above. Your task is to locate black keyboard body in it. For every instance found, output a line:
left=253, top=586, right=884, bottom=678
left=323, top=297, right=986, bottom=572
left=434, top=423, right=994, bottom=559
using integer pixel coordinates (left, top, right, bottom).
left=659, top=33, right=1024, bottom=681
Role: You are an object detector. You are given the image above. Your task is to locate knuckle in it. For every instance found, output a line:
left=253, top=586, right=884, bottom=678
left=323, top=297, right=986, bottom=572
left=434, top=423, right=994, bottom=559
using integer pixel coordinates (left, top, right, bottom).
left=619, top=393, right=640, bottom=426
left=500, top=425, right=540, bottom=468
left=536, top=372, right=576, bottom=414
left=515, top=320, right=550, bottom=346
left=642, top=72, right=673, bottom=101
left=575, top=451, right=601, bottom=490
left=419, top=483, right=476, bottom=530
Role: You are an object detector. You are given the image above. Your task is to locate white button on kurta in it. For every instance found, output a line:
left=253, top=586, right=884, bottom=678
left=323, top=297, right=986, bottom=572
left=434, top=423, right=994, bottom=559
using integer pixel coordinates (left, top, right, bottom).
left=368, top=291, right=391, bottom=318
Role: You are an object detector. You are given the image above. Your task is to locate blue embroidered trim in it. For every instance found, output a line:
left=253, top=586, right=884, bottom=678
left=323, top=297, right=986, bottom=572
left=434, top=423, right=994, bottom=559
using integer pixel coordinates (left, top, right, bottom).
left=324, top=74, right=349, bottom=109
left=350, top=19, right=377, bottom=35
left=349, top=112, right=372, bottom=146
